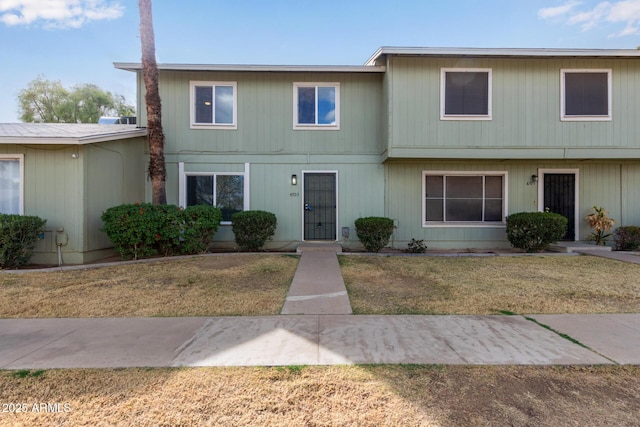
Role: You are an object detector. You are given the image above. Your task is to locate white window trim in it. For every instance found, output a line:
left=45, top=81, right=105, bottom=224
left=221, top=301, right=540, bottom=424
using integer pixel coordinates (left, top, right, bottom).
left=422, top=171, right=508, bottom=228
left=178, top=162, right=250, bottom=224
left=440, top=68, right=493, bottom=121
left=293, top=82, right=340, bottom=130
left=189, top=81, right=238, bottom=129
left=0, top=154, right=24, bottom=215
left=560, top=69, right=612, bottom=122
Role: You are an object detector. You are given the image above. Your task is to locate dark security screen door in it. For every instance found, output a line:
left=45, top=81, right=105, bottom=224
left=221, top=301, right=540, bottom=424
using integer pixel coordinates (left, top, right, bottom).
left=303, top=173, right=337, bottom=240
left=544, top=173, right=576, bottom=241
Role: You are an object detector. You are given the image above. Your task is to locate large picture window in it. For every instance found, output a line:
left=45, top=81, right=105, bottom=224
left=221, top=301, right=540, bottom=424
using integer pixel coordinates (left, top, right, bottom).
left=0, top=156, right=23, bottom=214
left=190, top=81, right=237, bottom=129
left=293, top=83, right=340, bottom=129
left=186, top=174, right=245, bottom=222
left=561, top=70, right=611, bottom=121
left=424, top=172, right=506, bottom=225
left=441, top=68, right=492, bottom=120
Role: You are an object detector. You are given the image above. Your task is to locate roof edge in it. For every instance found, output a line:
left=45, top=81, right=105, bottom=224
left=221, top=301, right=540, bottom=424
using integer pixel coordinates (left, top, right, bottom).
left=0, top=126, right=147, bottom=145
left=365, top=47, right=640, bottom=65
left=114, top=63, right=386, bottom=73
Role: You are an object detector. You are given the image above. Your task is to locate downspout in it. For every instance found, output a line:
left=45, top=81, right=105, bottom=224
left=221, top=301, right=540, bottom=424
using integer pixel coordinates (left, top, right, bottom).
left=620, top=163, right=624, bottom=225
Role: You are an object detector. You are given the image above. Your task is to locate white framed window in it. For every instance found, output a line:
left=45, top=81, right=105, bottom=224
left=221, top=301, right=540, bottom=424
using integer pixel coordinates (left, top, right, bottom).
left=0, top=155, right=24, bottom=215
left=423, top=171, right=507, bottom=227
left=293, top=82, right=340, bottom=129
left=440, top=68, right=492, bottom=120
left=190, top=81, right=237, bottom=129
left=561, top=69, right=611, bottom=121
left=179, top=163, right=250, bottom=224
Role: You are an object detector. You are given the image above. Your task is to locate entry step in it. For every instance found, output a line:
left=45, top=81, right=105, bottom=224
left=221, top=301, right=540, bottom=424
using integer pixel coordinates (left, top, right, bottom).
left=296, top=243, right=343, bottom=254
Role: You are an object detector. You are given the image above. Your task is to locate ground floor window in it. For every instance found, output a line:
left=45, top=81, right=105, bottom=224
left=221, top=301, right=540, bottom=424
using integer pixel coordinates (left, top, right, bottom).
left=180, top=163, right=249, bottom=223
left=423, top=171, right=506, bottom=225
left=0, top=156, right=23, bottom=214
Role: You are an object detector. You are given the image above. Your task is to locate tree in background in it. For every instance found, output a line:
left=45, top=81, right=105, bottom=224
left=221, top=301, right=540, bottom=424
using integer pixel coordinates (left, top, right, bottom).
left=17, top=76, right=134, bottom=123
left=139, top=0, right=167, bottom=205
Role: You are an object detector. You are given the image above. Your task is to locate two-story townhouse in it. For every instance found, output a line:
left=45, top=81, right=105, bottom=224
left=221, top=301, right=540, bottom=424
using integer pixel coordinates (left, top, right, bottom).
left=115, top=62, right=387, bottom=250
left=116, top=47, right=640, bottom=251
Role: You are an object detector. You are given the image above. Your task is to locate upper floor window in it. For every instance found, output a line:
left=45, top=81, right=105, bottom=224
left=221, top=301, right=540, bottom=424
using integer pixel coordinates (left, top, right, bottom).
left=423, top=172, right=506, bottom=226
left=0, top=155, right=23, bottom=214
left=190, top=81, right=237, bottom=129
left=293, top=83, right=340, bottom=129
left=441, top=68, right=492, bottom=120
left=561, top=69, right=611, bottom=121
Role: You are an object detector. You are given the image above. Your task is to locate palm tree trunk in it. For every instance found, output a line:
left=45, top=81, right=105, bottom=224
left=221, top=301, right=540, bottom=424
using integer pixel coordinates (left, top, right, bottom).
left=139, top=0, right=166, bottom=205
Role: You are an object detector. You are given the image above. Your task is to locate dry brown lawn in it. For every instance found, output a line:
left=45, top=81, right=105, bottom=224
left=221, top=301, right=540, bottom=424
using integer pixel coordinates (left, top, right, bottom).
left=340, top=255, right=640, bottom=314
left=0, top=254, right=298, bottom=317
left=1, top=365, right=639, bottom=426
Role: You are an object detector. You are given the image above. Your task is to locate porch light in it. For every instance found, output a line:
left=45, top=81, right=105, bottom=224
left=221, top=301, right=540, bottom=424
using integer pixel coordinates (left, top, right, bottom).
left=291, top=174, right=297, bottom=185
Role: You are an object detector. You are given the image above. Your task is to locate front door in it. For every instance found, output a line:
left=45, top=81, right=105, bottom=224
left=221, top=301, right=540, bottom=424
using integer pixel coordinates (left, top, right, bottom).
left=543, top=173, right=577, bottom=241
left=303, top=172, right=337, bottom=240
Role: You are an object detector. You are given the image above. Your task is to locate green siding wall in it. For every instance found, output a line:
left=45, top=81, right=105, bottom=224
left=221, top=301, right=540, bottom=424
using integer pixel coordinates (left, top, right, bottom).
left=130, top=59, right=640, bottom=250
left=136, top=69, right=386, bottom=249
left=0, top=145, right=83, bottom=261
left=177, top=158, right=384, bottom=250
left=385, top=56, right=640, bottom=158
left=85, top=138, right=146, bottom=253
left=138, top=71, right=384, bottom=157
left=386, top=160, right=640, bottom=249
left=1, top=138, right=146, bottom=264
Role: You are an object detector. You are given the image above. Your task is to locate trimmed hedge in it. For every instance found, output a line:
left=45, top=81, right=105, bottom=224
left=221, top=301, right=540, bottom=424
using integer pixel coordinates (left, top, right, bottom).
left=614, top=226, right=640, bottom=251
left=0, top=214, right=47, bottom=269
left=231, top=210, right=277, bottom=251
left=355, top=217, right=394, bottom=253
left=180, top=205, right=223, bottom=254
left=101, top=203, right=222, bottom=260
left=506, top=212, right=568, bottom=253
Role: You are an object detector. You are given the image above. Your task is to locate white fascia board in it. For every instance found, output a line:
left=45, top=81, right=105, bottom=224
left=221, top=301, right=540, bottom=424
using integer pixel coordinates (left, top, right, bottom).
left=114, top=63, right=386, bottom=73
left=364, top=46, right=640, bottom=65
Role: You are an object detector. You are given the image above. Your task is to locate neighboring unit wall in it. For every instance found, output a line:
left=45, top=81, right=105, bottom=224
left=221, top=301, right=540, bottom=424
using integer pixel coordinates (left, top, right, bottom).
left=84, top=138, right=146, bottom=257
left=0, top=144, right=83, bottom=264
left=0, top=138, right=146, bottom=265
left=386, top=160, right=640, bottom=250
left=384, top=56, right=640, bottom=159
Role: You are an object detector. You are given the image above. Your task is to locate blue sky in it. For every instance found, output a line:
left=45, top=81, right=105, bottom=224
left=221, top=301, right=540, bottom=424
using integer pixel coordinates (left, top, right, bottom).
left=1, top=0, right=640, bottom=122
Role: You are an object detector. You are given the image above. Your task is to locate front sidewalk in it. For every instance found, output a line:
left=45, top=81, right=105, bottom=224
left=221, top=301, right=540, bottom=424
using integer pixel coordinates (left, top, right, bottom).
left=2, top=314, right=639, bottom=369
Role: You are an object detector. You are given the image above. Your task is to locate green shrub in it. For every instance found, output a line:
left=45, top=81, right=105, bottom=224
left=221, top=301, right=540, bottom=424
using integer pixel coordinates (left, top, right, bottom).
left=0, top=214, right=46, bottom=269
left=614, top=226, right=640, bottom=251
left=506, top=212, right=568, bottom=253
left=354, top=217, right=395, bottom=253
left=102, top=203, right=223, bottom=259
left=231, top=210, right=277, bottom=251
left=406, top=238, right=428, bottom=253
left=101, top=203, right=182, bottom=260
left=180, top=205, right=223, bottom=254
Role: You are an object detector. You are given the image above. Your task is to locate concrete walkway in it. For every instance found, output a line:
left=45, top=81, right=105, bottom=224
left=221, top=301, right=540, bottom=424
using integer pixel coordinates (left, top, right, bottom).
left=280, top=243, right=351, bottom=315
left=1, top=247, right=639, bottom=369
